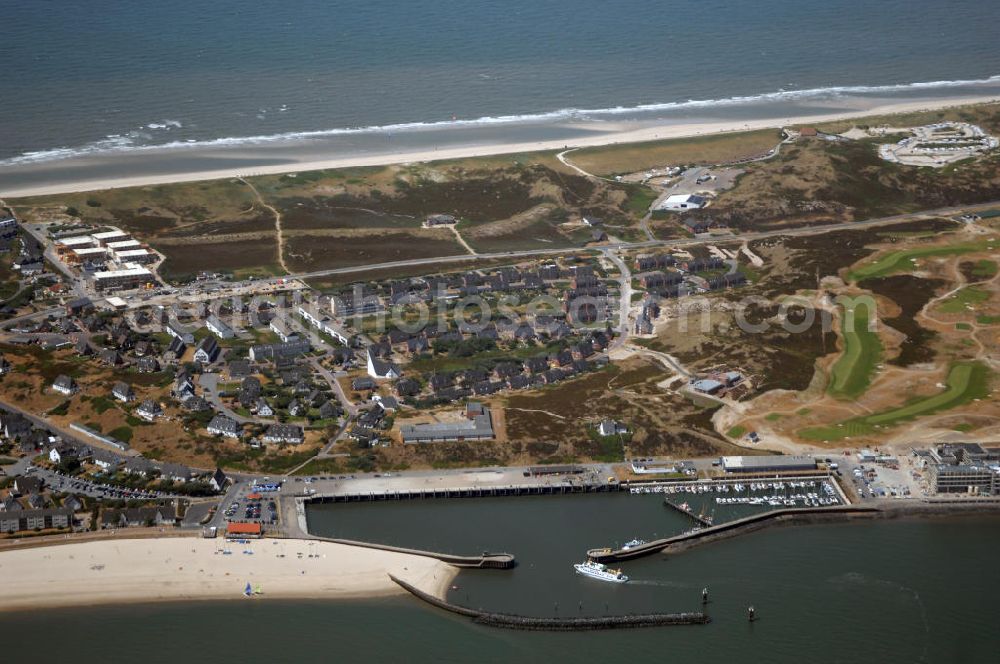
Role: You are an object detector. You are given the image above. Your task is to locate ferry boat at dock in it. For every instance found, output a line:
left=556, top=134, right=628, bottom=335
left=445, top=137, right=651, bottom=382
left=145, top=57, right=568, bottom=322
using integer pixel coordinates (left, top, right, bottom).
left=574, top=560, right=629, bottom=583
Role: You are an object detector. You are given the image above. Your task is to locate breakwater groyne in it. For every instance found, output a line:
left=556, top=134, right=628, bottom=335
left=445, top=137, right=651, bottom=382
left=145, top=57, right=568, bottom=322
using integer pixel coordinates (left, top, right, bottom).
left=389, top=575, right=710, bottom=630
left=315, top=535, right=515, bottom=569
left=588, top=505, right=882, bottom=562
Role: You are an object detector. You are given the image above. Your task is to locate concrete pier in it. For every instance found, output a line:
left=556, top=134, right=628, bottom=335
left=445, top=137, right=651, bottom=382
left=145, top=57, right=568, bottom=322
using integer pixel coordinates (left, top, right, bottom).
left=587, top=505, right=882, bottom=562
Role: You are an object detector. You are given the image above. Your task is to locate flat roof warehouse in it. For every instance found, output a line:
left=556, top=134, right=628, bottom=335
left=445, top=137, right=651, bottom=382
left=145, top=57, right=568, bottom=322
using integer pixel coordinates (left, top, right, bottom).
left=720, top=455, right=817, bottom=473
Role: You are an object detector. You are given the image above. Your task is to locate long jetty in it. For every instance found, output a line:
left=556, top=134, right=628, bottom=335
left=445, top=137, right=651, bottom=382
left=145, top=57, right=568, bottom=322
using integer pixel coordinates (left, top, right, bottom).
left=314, top=536, right=516, bottom=569
left=389, top=575, right=709, bottom=630
left=588, top=505, right=882, bottom=562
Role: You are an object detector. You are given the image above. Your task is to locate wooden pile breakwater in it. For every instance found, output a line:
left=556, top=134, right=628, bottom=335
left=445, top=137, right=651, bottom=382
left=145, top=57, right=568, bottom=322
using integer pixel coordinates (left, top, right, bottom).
left=307, top=482, right=624, bottom=503
left=389, top=575, right=710, bottom=631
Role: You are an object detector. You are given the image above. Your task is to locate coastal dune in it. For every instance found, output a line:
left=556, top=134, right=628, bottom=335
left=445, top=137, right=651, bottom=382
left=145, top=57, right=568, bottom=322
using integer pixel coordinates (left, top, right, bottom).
left=2, top=95, right=997, bottom=198
left=0, top=537, right=458, bottom=612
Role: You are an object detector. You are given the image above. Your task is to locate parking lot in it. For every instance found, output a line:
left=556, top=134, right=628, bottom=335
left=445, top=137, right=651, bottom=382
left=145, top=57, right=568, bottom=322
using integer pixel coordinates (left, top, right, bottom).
left=220, top=480, right=283, bottom=527
left=27, top=465, right=171, bottom=501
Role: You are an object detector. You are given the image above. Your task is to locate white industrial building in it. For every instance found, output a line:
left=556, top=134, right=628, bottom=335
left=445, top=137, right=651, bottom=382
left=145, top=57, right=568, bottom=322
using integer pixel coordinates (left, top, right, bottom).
left=657, top=194, right=707, bottom=211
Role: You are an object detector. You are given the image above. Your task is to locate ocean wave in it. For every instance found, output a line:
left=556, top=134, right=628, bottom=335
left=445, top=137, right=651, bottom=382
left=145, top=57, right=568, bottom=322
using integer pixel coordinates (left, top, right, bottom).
left=4, top=74, right=999, bottom=166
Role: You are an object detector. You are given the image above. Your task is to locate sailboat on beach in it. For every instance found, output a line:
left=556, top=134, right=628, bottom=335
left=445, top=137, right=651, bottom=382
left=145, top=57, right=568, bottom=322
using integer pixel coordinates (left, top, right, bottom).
left=244, top=582, right=253, bottom=597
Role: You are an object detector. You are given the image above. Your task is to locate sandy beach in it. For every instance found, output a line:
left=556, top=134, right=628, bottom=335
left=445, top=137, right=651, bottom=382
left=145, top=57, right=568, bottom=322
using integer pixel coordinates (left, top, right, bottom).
left=0, top=536, right=459, bottom=612
left=2, top=95, right=997, bottom=199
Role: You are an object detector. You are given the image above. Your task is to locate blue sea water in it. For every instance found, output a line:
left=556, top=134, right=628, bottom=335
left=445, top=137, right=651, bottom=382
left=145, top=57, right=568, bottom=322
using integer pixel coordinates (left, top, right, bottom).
left=1, top=0, right=999, bottom=165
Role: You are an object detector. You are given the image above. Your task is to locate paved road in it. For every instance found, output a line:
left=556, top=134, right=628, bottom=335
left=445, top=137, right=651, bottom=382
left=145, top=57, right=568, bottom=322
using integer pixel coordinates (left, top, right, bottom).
left=0, top=397, right=137, bottom=457
left=603, top=249, right=632, bottom=349
left=6, top=199, right=994, bottom=335
left=309, top=357, right=358, bottom=416
left=255, top=200, right=998, bottom=285
left=198, top=373, right=268, bottom=425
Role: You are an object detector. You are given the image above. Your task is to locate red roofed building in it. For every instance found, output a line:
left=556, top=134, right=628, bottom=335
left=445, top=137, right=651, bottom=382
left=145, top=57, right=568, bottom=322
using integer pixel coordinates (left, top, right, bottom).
left=226, top=522, right=262, bottom=538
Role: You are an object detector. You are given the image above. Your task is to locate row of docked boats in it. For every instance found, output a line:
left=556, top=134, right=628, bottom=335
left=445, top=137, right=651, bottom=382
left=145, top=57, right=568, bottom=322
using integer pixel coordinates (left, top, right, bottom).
left=630, top=479, right=831, bottom=495
left=715, top=492, right=838, bottom=507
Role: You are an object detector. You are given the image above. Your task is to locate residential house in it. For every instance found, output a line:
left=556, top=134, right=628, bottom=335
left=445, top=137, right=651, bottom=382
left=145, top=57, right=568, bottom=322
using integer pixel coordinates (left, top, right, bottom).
left=524, top=356, right=549, bottom=374
left=207, top=414, right=242, bottom=439
left=205, top=314, right=235, bottom=339
left=370, top=394, right=398, bottom=413
left=194, top=337, right=220, bottom=364
left=123, top=456, right=155, bottom=477
left=136, top=355, right=160, bottom=373
left=157, top=463, right=193, bottom=483
left=48, top=442, right=80, bottom=465
left=12, top=476, right=43, bottom=496
left=238, top=376, right=262, bottom=407
left=1, top=412, right=34, bottom=440
left=269, top=318, right=298, bottom=343
left=597, top=419, right=628, bottom=437
left=351, top=376, right=377, bottom=392
left=253, top=398, right=274, bottom=417
left=111, top=381, right=135, bottom=403
left=75, top=338, right=94, bottom=357
left=248, top=339, right=310, bottom=363
left=98, top=348, right=124, bottom=367
left=173, top=371, right=195, bottom=401
left=263, top=424, right=304, bottom=445
left=65, top=297, right=93, bottom=317
left=227, top=360, right=253, bottom=379
left=0, top=507, right=72, bottom=533
left=52, top=374, right=76, bottom=396
left=91, top=447, right=122, bottom=472
left=181, top=396, right=211, bottom=412
left=164, top=336, right=187, bottom=361
left=394, top=378, right=421, bottom=398
left=318, top=400, right=341, bottom=420
left=166, top=322, right=195, bottom=344
left=366, top=348, right=401, bottom=380
left=209, top=467, right=229, bottom=492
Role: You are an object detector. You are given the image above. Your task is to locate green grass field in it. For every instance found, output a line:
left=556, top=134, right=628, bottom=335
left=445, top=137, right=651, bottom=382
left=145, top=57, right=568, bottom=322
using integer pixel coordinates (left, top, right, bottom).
left=968, top=259, right=998, bottom=279
left=726, top=425, right=746, bottom=438
left=848, top=239, right=996, bottom=282
left=827, top=299, right=882, bottom=400
left=800, top=361, right=990, bottom=441
left=937, top=287, right=991, bottom=314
